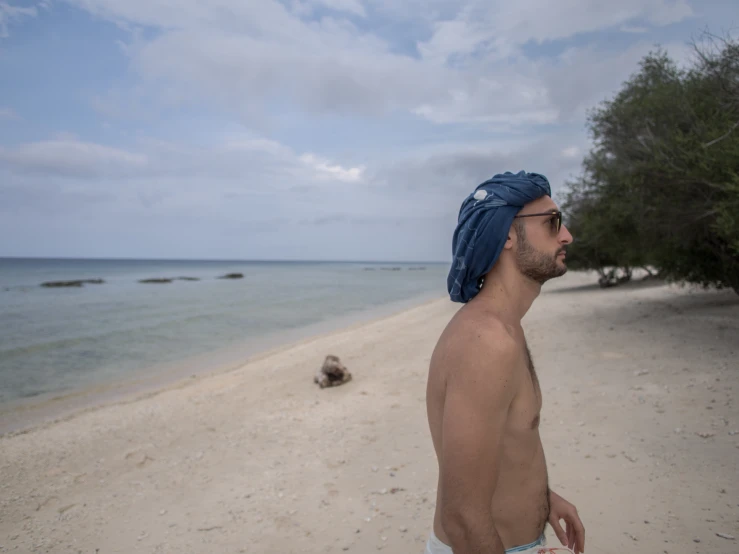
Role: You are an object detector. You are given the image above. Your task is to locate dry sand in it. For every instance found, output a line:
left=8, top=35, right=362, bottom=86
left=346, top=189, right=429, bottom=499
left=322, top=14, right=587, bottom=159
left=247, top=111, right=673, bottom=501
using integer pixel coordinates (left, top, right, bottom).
left=1, top=271, right=737, bottom=554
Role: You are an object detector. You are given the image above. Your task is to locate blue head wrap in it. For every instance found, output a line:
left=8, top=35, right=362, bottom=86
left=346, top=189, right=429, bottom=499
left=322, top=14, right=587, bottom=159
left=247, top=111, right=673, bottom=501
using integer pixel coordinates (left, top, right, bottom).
left=447, top=170, right=551, bottom=303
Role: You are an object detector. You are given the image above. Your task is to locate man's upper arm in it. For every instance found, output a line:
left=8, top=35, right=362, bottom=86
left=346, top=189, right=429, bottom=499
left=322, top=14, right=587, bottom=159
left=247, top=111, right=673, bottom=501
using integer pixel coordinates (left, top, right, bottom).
left=439, top=326, right=519, bottom=522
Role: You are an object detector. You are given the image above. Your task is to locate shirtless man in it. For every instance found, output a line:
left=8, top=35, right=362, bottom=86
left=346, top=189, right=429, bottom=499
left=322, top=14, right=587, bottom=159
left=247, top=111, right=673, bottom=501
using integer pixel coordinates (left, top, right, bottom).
left=425, top=171, right=586, bottom=554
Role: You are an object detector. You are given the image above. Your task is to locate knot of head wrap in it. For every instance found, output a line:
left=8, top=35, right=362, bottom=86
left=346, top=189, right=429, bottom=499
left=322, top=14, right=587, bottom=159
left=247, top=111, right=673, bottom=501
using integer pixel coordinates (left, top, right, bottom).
left=447, top=170, right=551, bottom=303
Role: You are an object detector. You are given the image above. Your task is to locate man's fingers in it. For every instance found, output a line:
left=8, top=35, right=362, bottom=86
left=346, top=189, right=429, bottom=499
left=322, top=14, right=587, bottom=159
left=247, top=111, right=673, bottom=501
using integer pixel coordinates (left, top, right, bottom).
left=576, top=522, right=586, bottom=553
left=548, top=515, right=568, bottom=546
left=567, top=523, right=575, bottom=551
left=570, top=512, right=585, bottom=553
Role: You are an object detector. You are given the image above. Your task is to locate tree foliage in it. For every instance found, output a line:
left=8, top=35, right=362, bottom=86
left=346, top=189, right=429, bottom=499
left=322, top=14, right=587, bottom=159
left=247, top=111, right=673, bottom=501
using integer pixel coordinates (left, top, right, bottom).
left=559, top=33, right=739, bottom=292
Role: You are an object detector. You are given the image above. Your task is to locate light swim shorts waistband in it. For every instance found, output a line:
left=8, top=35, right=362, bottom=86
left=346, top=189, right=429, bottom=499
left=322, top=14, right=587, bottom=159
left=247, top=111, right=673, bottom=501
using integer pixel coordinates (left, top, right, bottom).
left=425, top=529, right=551, bottom=554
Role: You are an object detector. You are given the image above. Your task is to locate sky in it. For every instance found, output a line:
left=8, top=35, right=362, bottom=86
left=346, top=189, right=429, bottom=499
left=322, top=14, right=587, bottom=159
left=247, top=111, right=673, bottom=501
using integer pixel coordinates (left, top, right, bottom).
left=0, top=0, right=736, bottom=262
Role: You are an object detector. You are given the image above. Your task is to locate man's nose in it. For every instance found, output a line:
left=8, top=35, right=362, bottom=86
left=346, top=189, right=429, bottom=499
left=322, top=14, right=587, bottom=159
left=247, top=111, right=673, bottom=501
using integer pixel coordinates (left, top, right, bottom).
left=559, top=224, right=573, bottom=245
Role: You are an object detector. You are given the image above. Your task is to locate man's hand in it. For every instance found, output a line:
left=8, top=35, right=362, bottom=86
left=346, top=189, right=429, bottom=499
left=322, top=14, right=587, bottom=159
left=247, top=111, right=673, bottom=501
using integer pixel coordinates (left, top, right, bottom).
left=548, top=489, right=585, bottom=553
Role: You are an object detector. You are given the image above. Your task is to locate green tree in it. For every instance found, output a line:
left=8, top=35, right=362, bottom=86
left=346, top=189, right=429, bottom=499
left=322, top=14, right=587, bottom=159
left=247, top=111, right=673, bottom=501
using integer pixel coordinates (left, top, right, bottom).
left=560, top=33, right=739, bottom=292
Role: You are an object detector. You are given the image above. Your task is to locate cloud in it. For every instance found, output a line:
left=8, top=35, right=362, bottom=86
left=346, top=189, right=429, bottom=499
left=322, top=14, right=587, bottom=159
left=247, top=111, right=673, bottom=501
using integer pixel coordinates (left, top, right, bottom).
left=0, top=139, right=148, bottom=178
left=376, top=135, right=586, bottom=198
left=561, top=146, right=580, bottom=159
left=124, top=26, right=442, bottom=121
left=0, top=134, right=366, bottom=191
left=0, top=131, right=387, bottom=258
left=304, top=212, right=443, bottom=227
left=293, top=0, right=367, bottom=18
left=1, top=0, right=725, bottom=261
left=0, top=130, right=582, bottom=225
left=300, top=153, right=365, bottom=182
left=55, top=0, right=696, bottom=131
left=0, top=1, right=41, bottom=38
left=412, top=77, right=559, bottom=127
left=0, top=182, right=115, bottom=217
left=620, top=25, right=649, bottom=33
left=538, top=40, right=687, bottom=122
left=416, top=0, right=693, bottom=63
left=285, top=133, right=591, bottom=258
left=221, top=137, right=294, bottom=158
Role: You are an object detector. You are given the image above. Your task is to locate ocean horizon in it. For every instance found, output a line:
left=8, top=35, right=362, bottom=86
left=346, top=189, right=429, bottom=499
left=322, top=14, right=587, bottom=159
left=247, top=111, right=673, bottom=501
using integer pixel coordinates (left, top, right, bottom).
left=0, top=255, right=448, bottom=264
left=0, top=257, right=451, bottom=405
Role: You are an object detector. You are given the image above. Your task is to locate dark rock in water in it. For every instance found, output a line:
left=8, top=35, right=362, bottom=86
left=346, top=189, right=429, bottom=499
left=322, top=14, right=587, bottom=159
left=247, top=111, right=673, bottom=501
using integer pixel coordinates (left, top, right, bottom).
left=41, top=279, right=105, bottom=288
left=139, top=278, right=174, bottom=284
left=176, top=277, right=200, bottom=281
left=218, top=273, right=244, bottom=279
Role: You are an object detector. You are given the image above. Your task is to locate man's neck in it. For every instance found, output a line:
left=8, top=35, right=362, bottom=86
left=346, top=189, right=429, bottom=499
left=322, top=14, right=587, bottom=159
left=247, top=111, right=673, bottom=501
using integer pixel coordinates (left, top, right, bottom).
left=472, top=267, right=541, bottom=324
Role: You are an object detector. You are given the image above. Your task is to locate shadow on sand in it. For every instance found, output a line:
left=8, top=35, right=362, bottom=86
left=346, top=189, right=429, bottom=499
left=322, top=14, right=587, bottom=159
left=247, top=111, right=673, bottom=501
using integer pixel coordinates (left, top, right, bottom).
left=547, top=276, right=667, bottom=295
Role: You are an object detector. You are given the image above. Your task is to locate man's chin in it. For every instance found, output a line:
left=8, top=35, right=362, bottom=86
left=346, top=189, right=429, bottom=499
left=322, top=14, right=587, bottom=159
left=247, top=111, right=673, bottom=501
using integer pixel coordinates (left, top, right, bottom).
left=553, top=261, right=568, bottom=278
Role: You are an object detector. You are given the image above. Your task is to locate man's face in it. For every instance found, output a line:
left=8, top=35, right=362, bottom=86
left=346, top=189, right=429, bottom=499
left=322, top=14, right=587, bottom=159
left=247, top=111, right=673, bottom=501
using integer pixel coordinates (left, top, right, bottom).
left=513, top=196, right=573, bottom=285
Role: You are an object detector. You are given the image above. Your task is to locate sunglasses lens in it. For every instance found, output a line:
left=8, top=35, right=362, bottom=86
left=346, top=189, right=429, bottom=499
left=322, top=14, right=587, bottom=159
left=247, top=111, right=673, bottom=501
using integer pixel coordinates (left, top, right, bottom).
left=551, top=213, right=561, bottom=233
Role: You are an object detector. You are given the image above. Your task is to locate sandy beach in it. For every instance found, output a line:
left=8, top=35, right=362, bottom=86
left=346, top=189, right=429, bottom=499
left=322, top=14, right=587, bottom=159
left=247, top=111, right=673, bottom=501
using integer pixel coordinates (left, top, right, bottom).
left=1, top=271, right=737, bottom=554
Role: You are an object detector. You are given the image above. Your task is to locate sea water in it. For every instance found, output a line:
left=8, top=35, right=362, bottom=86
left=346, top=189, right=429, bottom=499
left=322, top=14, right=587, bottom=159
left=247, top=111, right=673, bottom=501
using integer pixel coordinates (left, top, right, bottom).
left=0, top=258, right=449, bottom=404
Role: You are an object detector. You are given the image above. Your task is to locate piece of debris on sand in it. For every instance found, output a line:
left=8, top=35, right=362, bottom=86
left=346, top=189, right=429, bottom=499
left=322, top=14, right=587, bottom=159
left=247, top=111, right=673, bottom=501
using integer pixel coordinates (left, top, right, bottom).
left=314, top=355, right=352, bottom=389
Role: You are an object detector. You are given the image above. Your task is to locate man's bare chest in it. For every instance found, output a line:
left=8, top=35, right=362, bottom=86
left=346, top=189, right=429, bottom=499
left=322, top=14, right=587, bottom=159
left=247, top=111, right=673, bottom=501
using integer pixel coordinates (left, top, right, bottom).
left=508, top=341, right=543, bottom=432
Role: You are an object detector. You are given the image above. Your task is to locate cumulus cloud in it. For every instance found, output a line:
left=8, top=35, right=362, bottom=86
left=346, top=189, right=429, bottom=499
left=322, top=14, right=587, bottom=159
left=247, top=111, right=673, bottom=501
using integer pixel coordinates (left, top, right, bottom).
left=124, top=27, right=441, bottom=121
left=55, top=0, right=695, bottom=129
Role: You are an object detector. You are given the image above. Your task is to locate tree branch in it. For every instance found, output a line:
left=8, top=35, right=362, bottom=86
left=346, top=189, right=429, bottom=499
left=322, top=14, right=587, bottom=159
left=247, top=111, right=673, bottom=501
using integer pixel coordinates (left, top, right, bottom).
left=703, top=119, right=739, bottom=148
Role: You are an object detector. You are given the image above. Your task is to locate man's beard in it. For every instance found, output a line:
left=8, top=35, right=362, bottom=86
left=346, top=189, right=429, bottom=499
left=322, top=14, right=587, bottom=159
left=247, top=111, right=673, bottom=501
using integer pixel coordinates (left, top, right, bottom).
left=515, top=226, right=567, bottom=285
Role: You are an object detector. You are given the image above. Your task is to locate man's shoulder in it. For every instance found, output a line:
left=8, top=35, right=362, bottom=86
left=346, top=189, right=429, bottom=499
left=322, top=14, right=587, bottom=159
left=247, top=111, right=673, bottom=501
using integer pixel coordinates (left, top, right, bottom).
left=448, top=306, right=517, bottom=347
left=436, top=309, right=521, bottom=375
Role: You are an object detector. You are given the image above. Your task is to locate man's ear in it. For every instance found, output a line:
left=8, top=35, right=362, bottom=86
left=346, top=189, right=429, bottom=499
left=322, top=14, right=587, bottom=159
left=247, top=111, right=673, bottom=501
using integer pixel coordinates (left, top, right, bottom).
left=503, top=224, right=516, bottom=250
left=504, top=236, right=513, bottom=250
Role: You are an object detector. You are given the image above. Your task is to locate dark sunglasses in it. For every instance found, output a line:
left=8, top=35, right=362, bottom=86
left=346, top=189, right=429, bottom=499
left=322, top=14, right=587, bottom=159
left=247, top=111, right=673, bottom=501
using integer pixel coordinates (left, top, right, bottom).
left=513, top=210, right=562, bottom=233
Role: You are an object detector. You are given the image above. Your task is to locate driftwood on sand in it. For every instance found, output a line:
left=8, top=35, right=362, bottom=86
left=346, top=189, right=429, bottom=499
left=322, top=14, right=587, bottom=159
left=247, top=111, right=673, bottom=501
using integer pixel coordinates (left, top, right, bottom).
left=314, top=355, right=352, bottom=388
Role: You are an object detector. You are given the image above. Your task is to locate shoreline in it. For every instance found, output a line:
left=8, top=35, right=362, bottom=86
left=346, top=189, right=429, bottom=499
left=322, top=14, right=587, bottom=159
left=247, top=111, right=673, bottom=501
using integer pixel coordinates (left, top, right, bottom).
left=0, top=290, right=448, bottom=437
